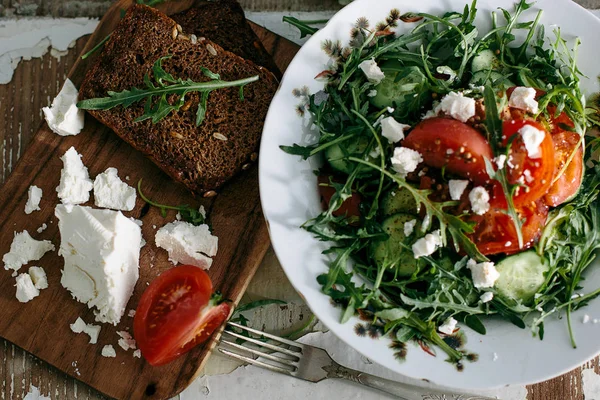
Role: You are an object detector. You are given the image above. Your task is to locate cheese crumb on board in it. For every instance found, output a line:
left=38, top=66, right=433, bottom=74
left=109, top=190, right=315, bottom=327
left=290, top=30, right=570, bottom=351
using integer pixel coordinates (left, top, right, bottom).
left=128, top=309, right=136, bottom=318
left=42, top=79, right=85, bottom=137
left=70, top=317, right=102, bottom=344
left=438, top=317, right=458, bottom=335
left=36, top=223, right=48, bottom=234
left=15, top=273, right=40, bottom=303
left=28, top=266, right=48, bottom=289
left=117, top=331, right=137, bottom=351
left=2, top=230, right=55, bottom=272
left=155, top=221, right=218, bottom=269
left=133, top=349, right=141, bottom=358
left=24, top=185, right=42, bottom=214
left=93, top=167, right=137, bottom=211
left=56, top=205, right=142, bottom=325
left=56, top=147, right=93, bottom=205
left=101, top=345, right=116, bottom=358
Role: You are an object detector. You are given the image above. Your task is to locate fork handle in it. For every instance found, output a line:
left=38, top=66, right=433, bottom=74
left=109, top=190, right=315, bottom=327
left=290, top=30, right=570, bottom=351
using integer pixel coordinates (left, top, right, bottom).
left=326, top=364, right=497, bottom=400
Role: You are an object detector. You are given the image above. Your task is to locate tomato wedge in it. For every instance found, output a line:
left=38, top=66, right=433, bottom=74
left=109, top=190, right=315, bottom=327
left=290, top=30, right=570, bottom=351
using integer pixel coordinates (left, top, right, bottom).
left=318, top=175, right=361, bottom=217
left=134, top=265, right=232, bottom=366
left=544, top=131, right=584, bottom=206
left=403, top=117, right=494, bottom=185
left=502, top=119, right=555, bottom=207
left=467, top=199, right=548, bottom=255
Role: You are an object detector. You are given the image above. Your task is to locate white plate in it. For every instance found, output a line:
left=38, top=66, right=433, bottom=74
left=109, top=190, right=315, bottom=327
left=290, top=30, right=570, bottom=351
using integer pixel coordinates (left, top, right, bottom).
left=259, top=0, right=600, bottom=390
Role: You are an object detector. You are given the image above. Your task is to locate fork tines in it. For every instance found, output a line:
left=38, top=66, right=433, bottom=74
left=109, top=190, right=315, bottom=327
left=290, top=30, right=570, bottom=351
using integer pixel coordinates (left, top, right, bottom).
left=218, top=322, right=303, bottom=376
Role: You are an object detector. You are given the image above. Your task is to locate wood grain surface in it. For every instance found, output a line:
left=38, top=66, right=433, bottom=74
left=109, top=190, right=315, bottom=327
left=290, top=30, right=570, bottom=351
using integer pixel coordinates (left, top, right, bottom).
left=0, top=1, right=299, bottom=399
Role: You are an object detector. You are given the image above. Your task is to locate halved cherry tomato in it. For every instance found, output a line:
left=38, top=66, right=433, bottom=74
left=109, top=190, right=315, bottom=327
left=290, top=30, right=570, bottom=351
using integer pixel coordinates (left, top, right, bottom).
left=318, top=175, right=361, bottom=217
left=403, top=117, right=494, bottom=185
left=502, top=119, right=555, bottom=207
left=466, top=199, right=548, bottom=255
left=544, top=131, right=584, bottom=207
left=134, top=265, right=232, bottom=366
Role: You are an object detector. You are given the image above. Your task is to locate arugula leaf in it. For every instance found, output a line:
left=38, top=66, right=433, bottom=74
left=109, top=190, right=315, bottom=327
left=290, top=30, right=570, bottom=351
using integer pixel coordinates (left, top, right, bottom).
left=282, top=16, right=327, bottom=38
left=78, top=56, right=259, bottom=126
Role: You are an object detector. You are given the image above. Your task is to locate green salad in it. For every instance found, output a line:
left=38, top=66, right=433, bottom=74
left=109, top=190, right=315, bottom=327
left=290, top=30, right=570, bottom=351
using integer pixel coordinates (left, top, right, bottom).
left=282, top=0, right=600, bottom=367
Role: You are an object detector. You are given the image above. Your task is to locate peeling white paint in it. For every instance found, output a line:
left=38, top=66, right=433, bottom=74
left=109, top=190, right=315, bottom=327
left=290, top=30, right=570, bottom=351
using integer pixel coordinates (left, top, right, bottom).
left=182, top=331, right=528, bottom=400
left=0, top=18, right=98, bottom=84
left=23, top=385, right=50, bottom=400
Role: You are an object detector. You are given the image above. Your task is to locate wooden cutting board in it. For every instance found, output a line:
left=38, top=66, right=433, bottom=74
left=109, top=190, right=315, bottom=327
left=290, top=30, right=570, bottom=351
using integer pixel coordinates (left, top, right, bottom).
left=0, top=1, right=299, bottom=399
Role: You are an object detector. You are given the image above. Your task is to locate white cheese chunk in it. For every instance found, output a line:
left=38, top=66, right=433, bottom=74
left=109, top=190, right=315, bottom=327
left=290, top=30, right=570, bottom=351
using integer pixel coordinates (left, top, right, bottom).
left=583, top=314, right=591, bottom=324
left=15, top=273, right=40, bottom=303
left=469, top=186, right=490, bottom=215
left=128, top=309, right=136, bottom=318
left=390, top=147, right=423, bottom=178
left=133, top=349, right=142, bottom=358
left=24, top=185, right=42, bottom=214
left=56, top=205, right=142, bottom=325
left=358, top=58, right=385, bottom=84
left=480, top=292, right=494, bottom=303
left=155, top=221, right=218, bottom=269
left=380, top=117, right=410, bottom=143
left=508, top=86, right=539, bottom=114
left=42, top=79, right=85, bottom=136
left=467, top=259, right=500, bottom=289
left=403, top=219, right=417, bottom=236
left=438, top=317, right=457, bottom=335
left=70, top=317, right=101, bottom=344
left=436, top=92, right=476, bottom=122
left=412, top=230, right=442, bottom=259
left=36, top=223, right=48, bottom=234
left=448, top=179, right=469, bottom=201
left=28, top=266, right=48, bottom=290
left=519, top=124, right=545, bottom=159
left=56, top=147, right=93, bottom=205
left=93, top=167, right=136, bottom=211
left=117, top=331, right=137, bottom=351
left=3, top=230, right=55, bottom=272
left=101, top=345, right=116, bottom=358
left=494, top=154, right=507, bottom=170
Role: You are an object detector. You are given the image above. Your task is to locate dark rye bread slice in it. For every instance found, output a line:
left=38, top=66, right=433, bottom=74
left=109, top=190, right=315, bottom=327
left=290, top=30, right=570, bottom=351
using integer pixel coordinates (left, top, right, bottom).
left=170, top=0, right=281, bottom=78
left=79, top=4, right=278, bottom=195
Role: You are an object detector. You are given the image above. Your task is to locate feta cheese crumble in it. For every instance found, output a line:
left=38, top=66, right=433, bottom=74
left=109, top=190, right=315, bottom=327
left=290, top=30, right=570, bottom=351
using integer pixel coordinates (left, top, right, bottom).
left=117, top=330, right=137, bottom=351
left=469, top=186, right=490, bottom=215
left=467, top=259, right=500, bottom=289
left=448, top=179, right=469, bottom=201
left=128, top=309, right=136, bottom=318
left=133, top=349, right=142, bottom=358
left=56, top=205, right=142, bottom=325
left=508, top=86, right=539, bottom=114
left=56, top=147, right=93, bottom=205
left=24, top=185, right=42, bottom=214
left=155, top=221, right=218, bottom=269
left=480, top=292, right=494, bottom=303
left=583, top=314, right=591, bottom=324
left=93, top=167, right=137, bottom=211
left=15, top=273, right=40, bottom=303
left=358, top=58, right=385, bottom=84
left=70, top=317, right=101, bottom=344
left=438, top=317, right=457, bottom=335
left=36, top=223, right=47, bottom=234
left=2, top=230, right=55, bottom=272
left=380, top=117, right=410, bottom=143
left=494, top=154, right=507, bottom=170
left=412, top=230, right=442, bottom=258
left=42, top=79, right=85, bottom=136
left=436, top=92, right=476, bottom=122
left=101, top=345, right=116, bottom=358
left=519, top=124, right=545, bottom=159
left=403, top=219, right=417, bottom=236
left=390, top=147, right=423, bottom=178
left=28, top=266, right=48, bottom=289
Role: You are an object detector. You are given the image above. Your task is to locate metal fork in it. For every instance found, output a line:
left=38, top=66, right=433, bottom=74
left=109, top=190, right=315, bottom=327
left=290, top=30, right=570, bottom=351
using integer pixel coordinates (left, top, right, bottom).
left=218, top=322, right=497, bottom=400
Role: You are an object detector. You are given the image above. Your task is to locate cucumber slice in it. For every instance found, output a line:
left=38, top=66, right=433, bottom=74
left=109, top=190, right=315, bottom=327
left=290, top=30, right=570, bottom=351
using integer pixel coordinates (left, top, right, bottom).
left=471, top=49, right=500, bottom=73
left=370, top=66, right=428, bottom=109
left=470, top=70, right=515, bottom=88
left=381, top=187, right=417, bottom=216
left=324, top=136, right=375, bottom=175
left=371, top=213, right=420, bottom=277
left=494, top=251, right=549, bottom=304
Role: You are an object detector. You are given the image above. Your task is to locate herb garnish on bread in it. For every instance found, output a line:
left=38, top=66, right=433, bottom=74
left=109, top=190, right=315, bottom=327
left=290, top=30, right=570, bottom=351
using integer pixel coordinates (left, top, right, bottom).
left=78, top=4, right=278, bottom=196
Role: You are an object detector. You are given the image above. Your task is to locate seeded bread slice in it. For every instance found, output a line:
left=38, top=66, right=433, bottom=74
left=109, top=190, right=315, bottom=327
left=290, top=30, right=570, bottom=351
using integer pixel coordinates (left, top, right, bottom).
left=171, top=0, right=281, bottom=78
left=79, top=4, right=278, bottom=195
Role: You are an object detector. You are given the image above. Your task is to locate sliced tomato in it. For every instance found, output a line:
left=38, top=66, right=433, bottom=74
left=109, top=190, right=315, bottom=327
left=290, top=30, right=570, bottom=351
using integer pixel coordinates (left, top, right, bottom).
left=318, top=175, right=361, bottom=217
left=546, top=105, right=575, bottom=135
left=134, top=265, right=232, bottom=366
left=544, top=131, right=584, bottom=207
left=502, top=119, right=555, bottom=207
left=467, top=199, right=548, bottom=255
left=403, top=117, right=494, bottom=185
